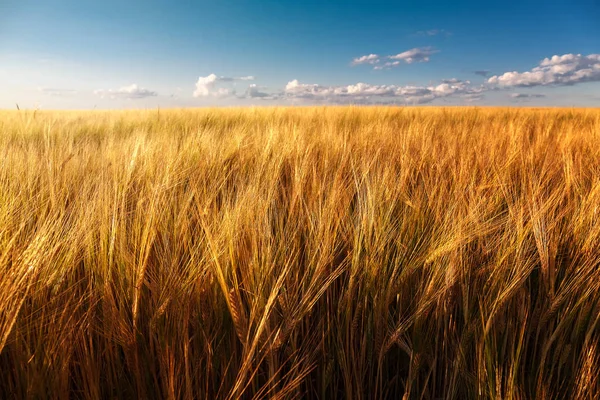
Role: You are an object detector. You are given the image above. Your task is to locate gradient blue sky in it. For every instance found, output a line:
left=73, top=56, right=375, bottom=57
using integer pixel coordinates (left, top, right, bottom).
left=1, top=0, right=599, bottom=108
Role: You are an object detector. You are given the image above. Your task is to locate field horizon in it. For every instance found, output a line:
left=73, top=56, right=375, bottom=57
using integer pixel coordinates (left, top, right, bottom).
left=5, top=105, right=600, bottom=113
left=1, top=106, right=600, bottom=399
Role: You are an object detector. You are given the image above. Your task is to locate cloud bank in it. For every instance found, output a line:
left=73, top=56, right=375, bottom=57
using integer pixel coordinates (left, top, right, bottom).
left=194, top=52, right=599, bottom=106
left=284, top=78, right=484, bottom=104
left=488, top=54, right=600, bottom=87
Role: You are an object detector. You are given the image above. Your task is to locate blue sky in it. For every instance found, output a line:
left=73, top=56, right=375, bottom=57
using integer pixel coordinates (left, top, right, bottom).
left=1, top=0, right=599, bottom=108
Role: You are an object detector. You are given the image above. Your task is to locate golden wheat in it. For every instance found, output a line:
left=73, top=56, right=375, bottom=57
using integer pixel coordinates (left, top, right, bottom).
left=0, top=106, right=599, bottom=399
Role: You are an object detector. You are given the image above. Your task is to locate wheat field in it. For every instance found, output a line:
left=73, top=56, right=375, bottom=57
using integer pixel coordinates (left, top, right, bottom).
left=1, top=107, right=599, bottom=399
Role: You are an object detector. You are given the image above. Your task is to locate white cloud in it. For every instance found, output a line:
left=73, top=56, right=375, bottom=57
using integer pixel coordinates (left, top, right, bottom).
left=193, top=74, right=255, bottom=97
left=284, top=79, right=323, bottom=96
left=285, top=79, right=301, bottom=91
left=351, top=54, right=380, bottom=66
left=346, top=82, right=396, bottom=96
left=488, top=54, right=600, bottom=87
left=93, top=84, right=157, bottom=99
left=194, top=74, right=219, bottom=97
left=283, top=78, right=484, bottom=104
left=388, top=47, right=438, bottom=64
left=406, top=80, right=484, bottom=104
left=354, top=47, right=439, bottom=70
left=285, top=79, right=391, bottom=100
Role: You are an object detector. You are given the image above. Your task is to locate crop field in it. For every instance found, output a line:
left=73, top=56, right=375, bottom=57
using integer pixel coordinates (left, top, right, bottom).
left=1, top=107, right=599, bottom=399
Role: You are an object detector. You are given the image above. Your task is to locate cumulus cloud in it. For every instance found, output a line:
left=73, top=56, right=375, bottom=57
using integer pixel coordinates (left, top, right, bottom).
left=388, top=47, right=438, bottom=64
left=284, top=79, right=387, bottom=100
left=194, top=74, right=221, bottom=97
left=488, top=54, right=600, bottom=87
left=284, top=78, right=484, bottom=104
left=354, top=47, right=439, bottom=70
left=93, top=84, right=157, bottom=99
left=351, top=54, right=380, bottom=66
left=346, top=82, right=396, bottom=96
left=38, top=87, right=78, bottom=97
left=193, top=74, right=255, bottom=97
left=190, top=52, right=599, bottom=105
left=285, top=79, right=323, bottom=94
